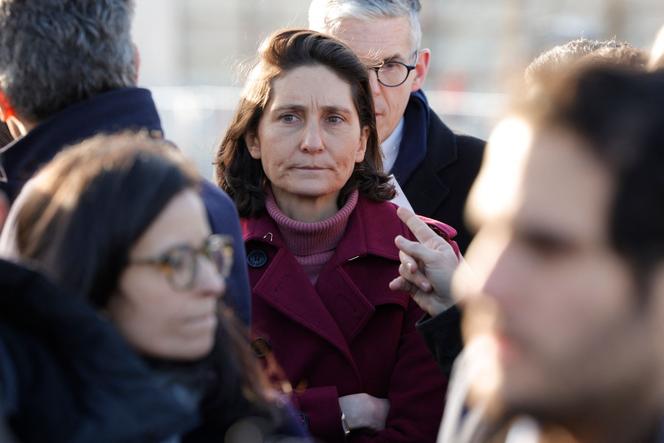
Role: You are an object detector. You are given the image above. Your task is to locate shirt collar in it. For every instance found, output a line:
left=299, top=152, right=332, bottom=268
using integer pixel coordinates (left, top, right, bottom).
left=380, top=117, right=405, bottom=173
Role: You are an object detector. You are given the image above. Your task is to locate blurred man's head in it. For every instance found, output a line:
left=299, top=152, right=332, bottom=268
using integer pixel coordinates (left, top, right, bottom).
left=308, top=0, right=430, bottom=142
left=0, top=0, right=137, bottom=134
left=525, top=38, right=647, bottom=89
left=456, top=66, right=664, bottom=439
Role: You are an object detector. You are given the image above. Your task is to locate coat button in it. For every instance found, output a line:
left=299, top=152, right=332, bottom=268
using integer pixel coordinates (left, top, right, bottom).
left=247, top=249, right=268, bottom=268
left=251, top=337, right=272, bottom=357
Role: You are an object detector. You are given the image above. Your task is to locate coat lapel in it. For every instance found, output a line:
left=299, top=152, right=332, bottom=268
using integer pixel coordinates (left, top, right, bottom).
left=243, top=199, right=413, bottom=360
left=400, top=93, right=459, bottom=217
left=244, top=217, right=355, bottom=364
left=318, top=198, right=410, bottom=342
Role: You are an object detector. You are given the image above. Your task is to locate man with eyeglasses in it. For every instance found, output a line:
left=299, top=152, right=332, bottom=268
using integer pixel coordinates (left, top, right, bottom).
left=309, top=0, right=485, bottom=254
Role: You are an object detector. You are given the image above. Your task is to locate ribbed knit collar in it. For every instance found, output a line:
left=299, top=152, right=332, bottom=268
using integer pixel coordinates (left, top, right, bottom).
left=265, top=189, right=359, bottom=256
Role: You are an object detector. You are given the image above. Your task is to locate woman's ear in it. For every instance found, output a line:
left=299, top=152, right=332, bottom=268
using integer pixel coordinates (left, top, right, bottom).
left=244, top=132, right=261, bottom=159
left=355, top=126, right=369, bottom=162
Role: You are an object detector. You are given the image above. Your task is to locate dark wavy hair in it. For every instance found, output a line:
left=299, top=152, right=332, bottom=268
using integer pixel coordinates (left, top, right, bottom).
left=11, top=133, right=198, bottom=307
left=215, top=28, right=394, bottom=217
left=5, top=132, right=283, bottom=436
left=524, top=65, right=664, bottom=285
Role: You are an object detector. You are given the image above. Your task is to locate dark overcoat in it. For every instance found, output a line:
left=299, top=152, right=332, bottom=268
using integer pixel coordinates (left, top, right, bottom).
left=392, top=90, right=486, bottom=253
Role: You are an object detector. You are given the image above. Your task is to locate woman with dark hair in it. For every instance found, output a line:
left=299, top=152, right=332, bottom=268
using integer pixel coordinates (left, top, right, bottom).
left=0, top=132, right=309, bottom=442
left=216, top=29, right=457, bottom=442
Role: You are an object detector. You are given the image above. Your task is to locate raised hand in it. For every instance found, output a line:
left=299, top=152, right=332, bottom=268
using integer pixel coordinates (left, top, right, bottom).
left=388, top=206, right=460, bottom=316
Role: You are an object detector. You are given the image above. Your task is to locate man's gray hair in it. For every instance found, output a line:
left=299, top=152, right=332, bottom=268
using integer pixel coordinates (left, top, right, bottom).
left=0, top=0, right=137, bottom=122
left=309, top=0, right=422, bottom=52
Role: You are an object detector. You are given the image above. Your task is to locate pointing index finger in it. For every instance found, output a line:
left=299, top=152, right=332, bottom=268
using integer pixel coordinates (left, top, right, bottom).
left=396, top=206, right=444, bottom=246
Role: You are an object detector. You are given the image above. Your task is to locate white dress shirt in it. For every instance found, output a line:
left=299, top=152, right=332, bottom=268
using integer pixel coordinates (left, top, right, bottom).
left=380, top=118, right=413, bottom=211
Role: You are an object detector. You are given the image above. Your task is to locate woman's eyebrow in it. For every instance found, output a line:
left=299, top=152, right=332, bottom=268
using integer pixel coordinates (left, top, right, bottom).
left=271, top=104, right=353, bottom=115
left=270, top=104, right=306, bottom=113
left=320, top=105, right=353, bottom=115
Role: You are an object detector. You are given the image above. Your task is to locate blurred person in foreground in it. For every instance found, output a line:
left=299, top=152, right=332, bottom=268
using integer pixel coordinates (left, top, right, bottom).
left=308, top=0, right=485, bottom=253
left=390, top=36, right=650, bottom=380
left=216, top=29, right=453, bottom=442
left=0, top=0, right=251, bottom=324
left=0, top=133, right=309, bottom=443
left=394, top=65, right=664, bottom=442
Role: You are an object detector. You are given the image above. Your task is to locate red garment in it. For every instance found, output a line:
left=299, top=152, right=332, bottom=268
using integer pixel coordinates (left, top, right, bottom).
left=242, top=195, right=459, bottom=442
left=265, top=189, right=358, bottom=284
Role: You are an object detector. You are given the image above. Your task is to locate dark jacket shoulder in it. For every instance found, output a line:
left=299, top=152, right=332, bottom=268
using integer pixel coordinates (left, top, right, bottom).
left=0, top=259, right=196, bottom=443
left=397, top=91, right=485, bottom=253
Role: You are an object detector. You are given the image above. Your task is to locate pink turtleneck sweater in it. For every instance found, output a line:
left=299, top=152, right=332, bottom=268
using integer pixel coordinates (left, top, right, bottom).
left=265, top=190, right=359, bottom=284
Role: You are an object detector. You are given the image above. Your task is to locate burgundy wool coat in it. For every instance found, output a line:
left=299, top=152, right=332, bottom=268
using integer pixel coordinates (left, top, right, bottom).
left=242, top=196, right=460, bottom=443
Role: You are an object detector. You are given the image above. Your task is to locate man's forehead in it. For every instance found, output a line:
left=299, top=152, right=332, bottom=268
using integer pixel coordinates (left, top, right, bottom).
left=518, top=129, right=612, bottom=241
left=331, top=16, right=413, bottom=61
left=466, top=117, right=532, bottom=228
left=468, top=118, right=612, bottom=243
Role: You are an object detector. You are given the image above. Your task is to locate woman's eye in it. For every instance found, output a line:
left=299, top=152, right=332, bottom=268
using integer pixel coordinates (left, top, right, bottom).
left=165, top=250, right=190, bottom=271
left=279, top=113, right=298, bottom=123
left=327, top=115, right=344, bottom=124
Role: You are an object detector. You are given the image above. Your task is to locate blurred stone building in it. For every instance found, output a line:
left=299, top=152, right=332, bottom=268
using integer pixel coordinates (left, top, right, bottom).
left=132, top=0, right=664, bottom=177
left=135, top=0, right=663, bottom=89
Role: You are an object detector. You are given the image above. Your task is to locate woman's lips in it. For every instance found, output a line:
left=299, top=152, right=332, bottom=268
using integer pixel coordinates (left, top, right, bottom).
left=292, top=165, right=329, bottom=171
left=184, top=313, right=217, bottom=330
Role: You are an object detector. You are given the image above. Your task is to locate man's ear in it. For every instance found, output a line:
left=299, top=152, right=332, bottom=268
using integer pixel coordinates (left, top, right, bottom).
left=411, top=48, right=431, bottom=92
left=0, top=192, right=8, bottom=231
left=244, top=132, right=262, bottom=159
left=0, top=90, right=23, bottom=139
left=0, top=91, right=33, bottom=138
left=355, top=126, right=369, bottom=162
left=132, top=43, right=141, bottom=84
left=0, top=90, right=15, bottom=123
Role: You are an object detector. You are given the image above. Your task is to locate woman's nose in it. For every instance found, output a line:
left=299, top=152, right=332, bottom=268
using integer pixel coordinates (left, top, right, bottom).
left=301, top=119, right=324, bottom=152
left=196, top=255, right=226, bottom=298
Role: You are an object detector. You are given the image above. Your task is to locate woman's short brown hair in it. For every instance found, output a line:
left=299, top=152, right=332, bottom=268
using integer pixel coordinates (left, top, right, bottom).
left=215, top=28, right=394, bottom=217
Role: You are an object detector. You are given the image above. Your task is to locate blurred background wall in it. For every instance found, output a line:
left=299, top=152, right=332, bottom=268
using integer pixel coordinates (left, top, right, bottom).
left=132, top=0, right=664, bottom=178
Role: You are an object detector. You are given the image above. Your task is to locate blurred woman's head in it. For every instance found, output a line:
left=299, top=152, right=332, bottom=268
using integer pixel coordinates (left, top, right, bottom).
left=216, top=29, right=394, bottom=217
left=8, top=133, right=230, bottom=360
left=1, top=132, right=296, bottom=436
